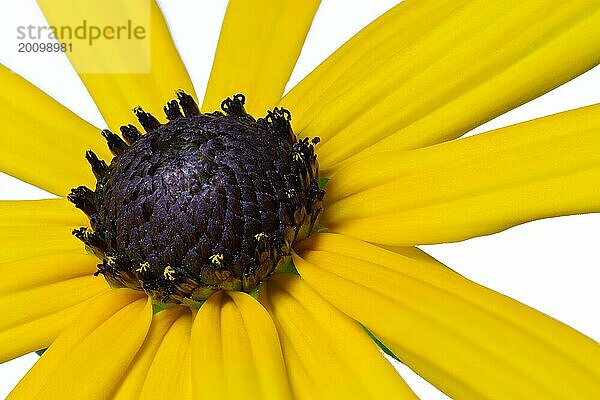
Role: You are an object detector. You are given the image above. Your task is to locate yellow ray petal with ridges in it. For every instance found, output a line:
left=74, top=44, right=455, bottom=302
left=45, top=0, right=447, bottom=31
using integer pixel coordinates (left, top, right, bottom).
left=0, top=291, right=107, bottom=363
left=176, top=341, right=193, bottom=400
left=281, top=0, right=462, bottom=118
left=192, top=291, right=292, bottom=400
left=139, top=309, right=193, bottom=399
left=0, top=253, right=98, bottom=295
left=8, top=289, right=147, bottom=399
left=35, top=297, right=151, bottom=400
left=324, top=104, right=600, bottom=245
left=0, top=199, right=85, bottom=227
left=261, top=274, right=418, bottom=400
left=202, top=0, right=320, bottom=116
left=0, top=228, right=83, bottom=264
left=36, top=0, right=196, bottom=131
left=0, top=275, right=108, bottom=332
left=0, top=199, right=88, bottom=263
left=0, top=66, right=111, bottom=196
left=296, top=234, right=600, bottom=371
left=294, top=233, right=600, bottom=399
left=112, top=307, right=185, bottom=400
left=281, top=0, right=600, bottom=173
left=325, top=103, right=600, bottom=203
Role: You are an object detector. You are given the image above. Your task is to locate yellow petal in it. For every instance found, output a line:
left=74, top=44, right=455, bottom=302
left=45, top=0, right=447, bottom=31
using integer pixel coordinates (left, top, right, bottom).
left=112, top=307, right=185, bottom=400
left=281, top=0, right=600, bottom=172
left=139, top=309, right=193, bottom=400
left=36, top=0, right=196, bottom=130
left=0, top=227, right=83, bottom=265
left=7, top=289, right=143, bottom=398
left=324, top=104, right=600, bottom=245
left=261, top=274, right=418, bottom=400
left=0, top=66, right=111, bottom=196
left=0, top=199, right=85, bottom=263
left=0, top=201, right=98, bottom=298
left=9, top=289, right=150, bottom=400
left=0, top=253, right=98, bottom=295
left=191, top=291, right=292, bottom=400
left=0, top=293, right=105, bottom=363
left=0, top=275, right=108, bottom=332
left=294, top=233, right=600, bottom=399
left=202, top=0, right=320, bottom=116
left=0, top=272, right=108, bottom=361
left=0, top=198, right=85, bottom=227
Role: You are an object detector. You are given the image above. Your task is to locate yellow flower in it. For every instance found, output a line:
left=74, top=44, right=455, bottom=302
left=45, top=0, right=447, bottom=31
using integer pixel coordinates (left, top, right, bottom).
left=2, top=1, right=600, bottom=399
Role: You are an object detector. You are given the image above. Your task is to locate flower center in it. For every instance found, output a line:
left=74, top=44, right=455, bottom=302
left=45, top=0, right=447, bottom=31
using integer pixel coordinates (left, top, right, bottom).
left=69, top=92, right=324, bottom=306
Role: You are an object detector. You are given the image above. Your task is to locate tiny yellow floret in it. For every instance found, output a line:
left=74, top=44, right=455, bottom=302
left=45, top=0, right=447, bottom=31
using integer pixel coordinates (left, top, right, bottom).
left=209, top=253, right=224, bottom=266
left=163, top=266, right=176, bottom=281
left=254, top=232, right=268, bottom=241
left=136, top=261, right=150, bottom=273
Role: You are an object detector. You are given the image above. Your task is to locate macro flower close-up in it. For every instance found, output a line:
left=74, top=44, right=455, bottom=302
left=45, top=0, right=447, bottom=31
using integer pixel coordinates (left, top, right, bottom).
left=1, top=0, right=600, bottom=399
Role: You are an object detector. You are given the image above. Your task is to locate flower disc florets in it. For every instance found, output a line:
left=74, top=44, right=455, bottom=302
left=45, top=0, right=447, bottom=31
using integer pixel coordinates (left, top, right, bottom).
left=69, top=92, right=324, bottom=305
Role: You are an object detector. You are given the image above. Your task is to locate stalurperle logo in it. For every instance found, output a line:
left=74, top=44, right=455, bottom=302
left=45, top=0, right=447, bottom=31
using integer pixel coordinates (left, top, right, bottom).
left=16, top=19, right=147, bottom=46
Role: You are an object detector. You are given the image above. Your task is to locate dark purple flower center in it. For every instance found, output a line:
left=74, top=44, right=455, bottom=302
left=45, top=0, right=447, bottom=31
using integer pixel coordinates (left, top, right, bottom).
left=69, top=93, right=324, bottom=306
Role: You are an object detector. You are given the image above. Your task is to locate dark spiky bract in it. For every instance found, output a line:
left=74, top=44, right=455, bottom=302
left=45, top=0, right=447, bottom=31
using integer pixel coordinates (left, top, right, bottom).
left=69, top=93, right=324, bottom=305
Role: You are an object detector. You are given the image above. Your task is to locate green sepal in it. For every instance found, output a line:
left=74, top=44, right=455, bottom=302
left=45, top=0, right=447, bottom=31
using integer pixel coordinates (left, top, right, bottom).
left=278, top=257, right=299, bottom=275
left=182, top=298, right=204, bottom=309
left=318, top=177, right=330, bottom=189
left=316, top=225, right=328, bottom=233
left=35, top=348, right=47, bottom=357
left=361, top=324, right=401, bottom=363
left=152, top=300, right=176, bottom=314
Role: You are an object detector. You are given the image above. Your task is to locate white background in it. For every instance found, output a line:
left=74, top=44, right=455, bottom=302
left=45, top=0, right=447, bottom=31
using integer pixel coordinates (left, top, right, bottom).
left=1, top=1, right=599, bottom=399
